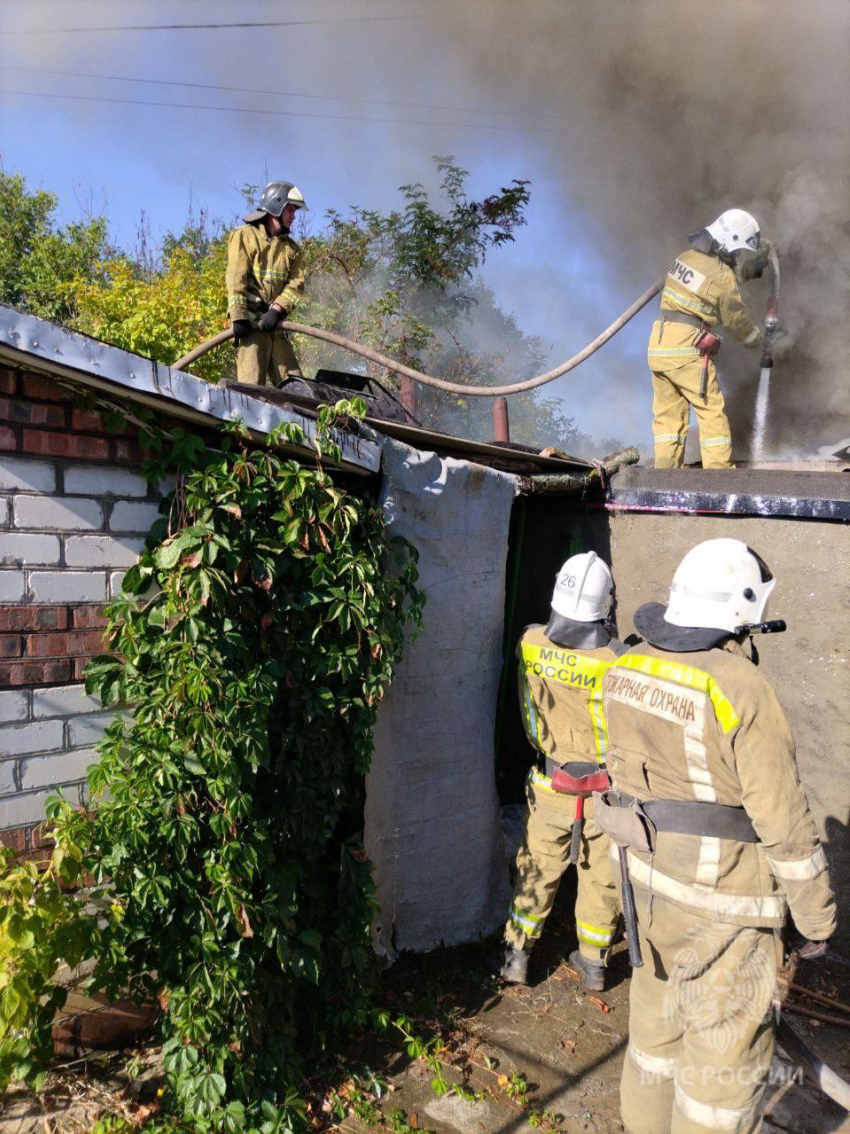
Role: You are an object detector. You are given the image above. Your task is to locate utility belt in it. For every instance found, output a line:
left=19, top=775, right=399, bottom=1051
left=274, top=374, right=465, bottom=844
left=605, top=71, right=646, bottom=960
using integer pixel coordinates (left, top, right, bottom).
left=592, top=788, right=758, bottom=853
left=593, top=788, right=758, bottom=971
left=536, top=755, right=610, bottom=864
left=658, top=309, right=722, bottom=398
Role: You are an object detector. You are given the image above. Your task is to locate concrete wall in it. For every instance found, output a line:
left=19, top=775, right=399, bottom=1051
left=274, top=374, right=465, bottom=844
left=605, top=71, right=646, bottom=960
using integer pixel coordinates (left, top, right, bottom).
left=0, top=365, right=161, bottom=856
left=599, top=484, right=849, bottom=946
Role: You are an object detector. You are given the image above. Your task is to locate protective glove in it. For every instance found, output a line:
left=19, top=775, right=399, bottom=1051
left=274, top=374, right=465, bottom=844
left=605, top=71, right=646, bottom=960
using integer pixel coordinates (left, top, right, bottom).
left=740, top=253, right=766, bottom=282
left=258, top=307, right=284, bottom=333
left=231, top=319, right=252, bottom=340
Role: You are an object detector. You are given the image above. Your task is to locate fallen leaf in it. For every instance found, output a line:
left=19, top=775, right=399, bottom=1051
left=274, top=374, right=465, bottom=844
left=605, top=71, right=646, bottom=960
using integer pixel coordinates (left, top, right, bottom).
left=497, top=1074, right=509, bottom=1087
left=222, top=503, right=243, bottom=519
left=588, top=996, right=610, bottom=1013
left=409, top=1113, right=419, bottom=1129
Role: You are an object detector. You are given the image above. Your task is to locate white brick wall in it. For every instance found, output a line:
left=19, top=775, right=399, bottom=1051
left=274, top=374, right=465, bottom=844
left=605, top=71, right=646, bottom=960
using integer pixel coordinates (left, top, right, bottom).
left=0, top=455, right=166, bottom=606
left=65, top=535, right=147, bottom=568
left=19, top=748, right=97, bottom=792
left=0, top=720, right=65, bottom=757
left=0, top=690, right=29, bottom=722
left=14, top=495, right=104, bottom=531
left=1, top=450, right=161, bottom=831
left=32, top=685, right=101, bottom=718
left=109, top=500, right=163, bottom=532
left=67, top=712, right=118, bottom=747
left=64, top=465, right=148, bottom=497
left=0, top=571, right=26, bottom=602
left=27, top=571, right=108, bottom=602
left=1, top=534, right=61, bottom=566
left=0, top=457, right=56, bottom=493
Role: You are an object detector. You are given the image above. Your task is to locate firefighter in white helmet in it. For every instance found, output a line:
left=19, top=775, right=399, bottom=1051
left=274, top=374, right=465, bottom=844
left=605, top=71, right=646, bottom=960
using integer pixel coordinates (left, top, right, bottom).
left=226, top=181, right=309, bottom=386
left=649, top=209, right=765, bottom=469
left=597, top=539, right=836, bottom=1134
left=500, top=551, right=623, bottom=989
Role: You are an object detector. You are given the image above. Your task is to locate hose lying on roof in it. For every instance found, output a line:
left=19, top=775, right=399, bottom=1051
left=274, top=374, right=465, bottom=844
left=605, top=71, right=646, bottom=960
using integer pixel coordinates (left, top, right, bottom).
left=172, top=278, right=663, bottom=397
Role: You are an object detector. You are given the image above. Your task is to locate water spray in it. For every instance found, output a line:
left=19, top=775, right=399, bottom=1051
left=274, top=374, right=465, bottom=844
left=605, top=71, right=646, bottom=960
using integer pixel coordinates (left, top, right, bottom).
left=751, top=241, right=783, bottom=461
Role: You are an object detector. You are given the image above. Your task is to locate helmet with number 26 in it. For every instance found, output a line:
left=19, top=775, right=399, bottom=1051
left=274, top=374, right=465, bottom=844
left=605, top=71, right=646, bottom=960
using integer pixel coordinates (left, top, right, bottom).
left=551, top=551, right=614, bottom=623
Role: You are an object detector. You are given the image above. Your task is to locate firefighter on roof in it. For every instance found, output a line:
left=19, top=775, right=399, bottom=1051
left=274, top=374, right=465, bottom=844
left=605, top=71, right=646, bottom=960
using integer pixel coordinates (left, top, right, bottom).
left=597, top=538, right=836, bottom=1134
left=649, top=209, right=765, bottom=469
left=500, top=552, right=623, bottom=991
left=226, top=180, right=308, bottom=386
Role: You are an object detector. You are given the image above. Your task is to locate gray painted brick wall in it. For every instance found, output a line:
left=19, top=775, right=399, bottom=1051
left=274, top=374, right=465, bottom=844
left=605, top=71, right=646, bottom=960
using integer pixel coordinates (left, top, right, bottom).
left=0, top=452, right=161, bottom=832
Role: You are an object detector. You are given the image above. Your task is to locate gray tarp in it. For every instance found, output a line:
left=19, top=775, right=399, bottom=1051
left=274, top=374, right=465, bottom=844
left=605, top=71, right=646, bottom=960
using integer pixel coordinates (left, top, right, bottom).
left=365, top=438, right=517, bottom=956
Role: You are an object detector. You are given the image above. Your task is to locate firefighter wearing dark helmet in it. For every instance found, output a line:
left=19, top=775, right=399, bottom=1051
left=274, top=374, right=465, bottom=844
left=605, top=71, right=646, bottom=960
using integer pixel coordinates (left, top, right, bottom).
left=597, top=539, right=836, bottom=1134
left=226, top=181, right=308, bottom=386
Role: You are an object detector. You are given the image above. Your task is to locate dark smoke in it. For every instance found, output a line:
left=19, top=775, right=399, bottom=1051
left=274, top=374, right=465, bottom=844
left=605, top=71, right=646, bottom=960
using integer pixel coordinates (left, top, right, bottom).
left=448, top=0, right=850, bottom=456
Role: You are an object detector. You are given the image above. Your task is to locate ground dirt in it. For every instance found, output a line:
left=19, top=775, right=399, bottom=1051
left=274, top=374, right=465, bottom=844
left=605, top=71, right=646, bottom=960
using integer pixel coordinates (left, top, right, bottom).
left=1, top=882, right=848, bottom=1133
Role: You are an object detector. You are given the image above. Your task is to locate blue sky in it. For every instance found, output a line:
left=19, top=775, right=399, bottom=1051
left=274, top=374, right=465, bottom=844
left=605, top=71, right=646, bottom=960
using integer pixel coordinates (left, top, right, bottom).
left=4, top=0, right=810, bottom=450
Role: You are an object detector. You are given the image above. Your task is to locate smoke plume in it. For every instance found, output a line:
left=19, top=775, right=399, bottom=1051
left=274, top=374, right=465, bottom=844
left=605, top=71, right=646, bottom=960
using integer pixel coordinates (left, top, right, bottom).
left=446, top=0, right=850, bottom=456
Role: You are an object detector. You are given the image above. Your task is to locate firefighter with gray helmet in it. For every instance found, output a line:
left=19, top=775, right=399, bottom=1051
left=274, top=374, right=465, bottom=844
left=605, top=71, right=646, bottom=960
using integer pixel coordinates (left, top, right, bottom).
left=501, top=551, right=624, bottom=990
left=597, top=538, right=836, bottom=1134
left=226, top=181, right=309, bottom=386
left=649, top=209, right=765, bottom=469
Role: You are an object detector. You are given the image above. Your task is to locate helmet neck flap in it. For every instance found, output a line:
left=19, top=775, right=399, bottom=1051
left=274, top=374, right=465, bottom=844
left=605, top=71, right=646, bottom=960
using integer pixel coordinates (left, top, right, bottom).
left=545, top=612, right=612, bottom=651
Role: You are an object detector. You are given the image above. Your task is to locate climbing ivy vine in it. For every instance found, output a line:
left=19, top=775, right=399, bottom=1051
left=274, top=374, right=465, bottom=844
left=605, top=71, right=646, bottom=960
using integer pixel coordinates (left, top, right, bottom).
left=0, top=401, right=423, bottom=1132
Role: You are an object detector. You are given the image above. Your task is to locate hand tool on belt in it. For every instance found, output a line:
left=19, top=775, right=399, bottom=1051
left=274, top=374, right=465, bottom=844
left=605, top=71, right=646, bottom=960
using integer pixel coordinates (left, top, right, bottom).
left=660, top=310, right=722, bottom=399
left=591, top=788, right=760, bottom=969
left=537, top=756, right=611, bottom=865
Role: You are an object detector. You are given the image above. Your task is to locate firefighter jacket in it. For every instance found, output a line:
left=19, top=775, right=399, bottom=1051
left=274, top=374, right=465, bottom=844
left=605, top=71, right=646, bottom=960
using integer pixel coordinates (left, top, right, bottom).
left=517, top=625, right=620, bottom=767
left=647, top=248, right=761, bottom=373
left=226, top=222, right=306, bottom=323
left=602, top=641, right=837, bottom=937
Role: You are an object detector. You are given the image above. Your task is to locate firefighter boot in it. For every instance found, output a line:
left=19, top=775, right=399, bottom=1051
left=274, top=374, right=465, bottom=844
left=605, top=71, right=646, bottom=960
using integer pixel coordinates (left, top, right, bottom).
left=568, top=949, right=606, bottom=991
left=500, top=946, right=530, bottom=985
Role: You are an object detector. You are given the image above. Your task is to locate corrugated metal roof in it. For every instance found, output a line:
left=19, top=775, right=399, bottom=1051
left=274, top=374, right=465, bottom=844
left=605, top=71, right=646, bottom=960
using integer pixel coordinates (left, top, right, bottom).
left=0, top=305, right=381, bottom=475
left=0, top=305, right=597, bottom=479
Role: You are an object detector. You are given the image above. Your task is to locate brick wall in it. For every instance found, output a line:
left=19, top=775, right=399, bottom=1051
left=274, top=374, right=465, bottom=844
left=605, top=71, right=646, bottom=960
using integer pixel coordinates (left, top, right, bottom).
left=0, top=365, right=166, bottom=856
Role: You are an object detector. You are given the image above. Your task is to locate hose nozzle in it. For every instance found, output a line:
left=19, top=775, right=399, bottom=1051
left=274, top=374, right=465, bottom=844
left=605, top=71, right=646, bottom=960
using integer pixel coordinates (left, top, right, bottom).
left=734, top=619, right=787, bottom=636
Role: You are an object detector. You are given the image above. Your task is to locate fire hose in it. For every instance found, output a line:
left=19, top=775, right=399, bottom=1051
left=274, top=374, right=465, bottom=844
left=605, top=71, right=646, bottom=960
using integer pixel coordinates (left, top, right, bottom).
left=172, top=278, right=663, bottom=394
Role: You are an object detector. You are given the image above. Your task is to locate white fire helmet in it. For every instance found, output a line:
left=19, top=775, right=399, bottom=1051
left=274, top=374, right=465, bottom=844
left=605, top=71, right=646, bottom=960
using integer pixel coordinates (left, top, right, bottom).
left=706, top=209, right=761, bottom=255
left=551, top=551, right=613, bottom=623
left=665, top=539, right=775, bottom=633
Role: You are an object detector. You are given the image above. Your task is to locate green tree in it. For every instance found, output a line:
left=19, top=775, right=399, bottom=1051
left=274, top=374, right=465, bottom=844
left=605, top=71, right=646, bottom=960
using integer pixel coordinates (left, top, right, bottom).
left=0, top=170, right=109, bottom=323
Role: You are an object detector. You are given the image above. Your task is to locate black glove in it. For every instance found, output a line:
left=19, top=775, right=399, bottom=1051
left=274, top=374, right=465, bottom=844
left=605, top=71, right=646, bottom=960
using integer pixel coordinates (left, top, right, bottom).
left=742, top=252, right=769, bottom=281
left=258, top=307, right=284, bottom=333
left=231, top=319, right=252, bottom=340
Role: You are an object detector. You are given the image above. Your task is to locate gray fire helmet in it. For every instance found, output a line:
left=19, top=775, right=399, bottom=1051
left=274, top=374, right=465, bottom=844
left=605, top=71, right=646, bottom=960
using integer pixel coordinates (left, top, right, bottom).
left=244, top=181, right=309, bottom=223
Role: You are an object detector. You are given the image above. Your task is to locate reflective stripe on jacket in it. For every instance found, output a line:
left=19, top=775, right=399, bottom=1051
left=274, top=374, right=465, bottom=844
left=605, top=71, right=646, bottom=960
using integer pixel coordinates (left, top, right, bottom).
left=517, top=625, right=618, bottom=766
left=647, top=248, right=761, bottom=372
left=226, top=222, right=306, bottom=322
left=602, top=642, right=836, bottom=935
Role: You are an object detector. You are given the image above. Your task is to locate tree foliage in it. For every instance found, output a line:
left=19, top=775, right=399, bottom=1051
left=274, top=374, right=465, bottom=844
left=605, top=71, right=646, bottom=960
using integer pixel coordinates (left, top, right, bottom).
left=0, top=170, right=110, bottom=323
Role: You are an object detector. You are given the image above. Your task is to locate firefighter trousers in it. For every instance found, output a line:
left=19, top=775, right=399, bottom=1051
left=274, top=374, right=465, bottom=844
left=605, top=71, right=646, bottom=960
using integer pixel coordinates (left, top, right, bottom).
left=504, top=770, right=620, bottom=963
left=234, top=328, right=302, bottom=386
left=621, top=885, right=779, bottom=1134
left=651, top=358, right=734, bottom=469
